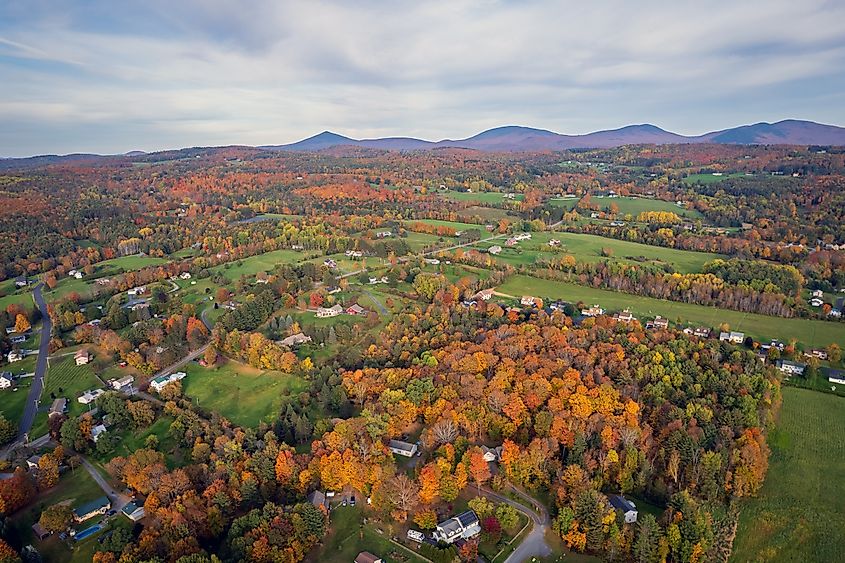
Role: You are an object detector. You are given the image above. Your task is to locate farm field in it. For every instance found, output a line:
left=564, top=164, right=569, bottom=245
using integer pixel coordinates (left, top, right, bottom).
left=458, top=205, right=515, bottom=222
left=183, top=359, right=308, bottom=427
left=406, top=218, right=490, bottom=232
left=30, top=357, right=104, bottom=438
left=732, top=387, right=845, bottom=562
left=683, top=172, right=748, bottom=184
left=589, top=196, right=704, bottom=219
left=439, top=190, right=523, bottom=204
left=402, top=231, right=453, bottom=252
left=210, top=249, right=309, bottom=280
left=477, top=231, right=721, bottom=273
left=497, top=274, right=845, bottom=348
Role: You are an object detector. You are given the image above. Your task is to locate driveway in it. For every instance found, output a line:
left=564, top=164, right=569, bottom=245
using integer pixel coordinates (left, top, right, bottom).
left=17, top=283, right=52, bottom=442
left=480, top=486, right=553, bottom=563
left=80, top=456, right=131, bottom=512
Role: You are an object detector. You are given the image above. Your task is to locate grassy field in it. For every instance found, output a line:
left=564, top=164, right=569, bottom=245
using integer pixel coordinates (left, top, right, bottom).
left=210, top=249, right=308, bottom=280
left=30, top=357, right=103, bottom=437
left=402, top=231, right=453, bottom=252
left=406, top=218, right=489, bottom=232
left=46, top=254, right=169, bottom=301
left=313, top=505, right=427, bottom=563
left=440, top=190, right=524, bottom=204
left=183, top=359, right=308, bottom=427
left=475, top=231, right=721, bottom=274
left=547, top=196, right=703, bottom=220
left=497, top=275, right=845, bottom=348
left=0, top=286, right=34, bottom=313
left=683, top=172, right=748, bottom=184
left=732, top=387, right=845, bottom=562
left=92, top=415, right=182, bottom=468
left=0, top=377, right=32, bottom=427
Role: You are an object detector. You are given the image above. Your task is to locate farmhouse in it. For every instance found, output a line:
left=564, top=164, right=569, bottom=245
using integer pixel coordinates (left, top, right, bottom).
left=75, top=349, right=91, bottom=366
left=521, top=296, right=539, bottom=307
left=608, top=495, right=638, bottom=523
left=472, top=288, right=494, bottom=301
left=433, top=510, right=481, bottom=544
left=777, top=360, right=806, bottom=376
left=646, top=316, right=669, bottom=330
left=279, top=333, right=312, bottom=347
left=73, top=496, right=111, bottom=522
left=487, top=245, right=502, bottom=255
left=121, top=500, right=146, bottom=522
left=614, top=309, right=635, bottom=323
left=316, top=305, right=343, bottom=318
left=388, top=439, right=418, bottom=458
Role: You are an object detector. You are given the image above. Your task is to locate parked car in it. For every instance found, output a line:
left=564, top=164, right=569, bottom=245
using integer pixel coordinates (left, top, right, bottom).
left=350, top=495, right=356, bottom=506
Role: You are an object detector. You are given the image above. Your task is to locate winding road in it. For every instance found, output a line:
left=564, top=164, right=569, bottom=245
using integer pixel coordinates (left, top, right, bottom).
left=17, top=283, right=52, bottom=442
left=480, top=485, right=553, bottom=563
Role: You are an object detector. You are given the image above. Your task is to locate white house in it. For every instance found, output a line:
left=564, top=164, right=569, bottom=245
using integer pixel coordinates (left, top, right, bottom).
left=75, top=349, right=91, bottom=366
left=0, top=374, right=13, bottom=389
left=7, top=350, right=23, bottom=363
left=777, top=360, right=806, bottom=376
left=121, top=500, right=146, bottom=522
left=323, top=259, right=337, bottom=269
left=388, top=439, right=418, bottom=457
left=316, top=305, right=343, bottom=318
left=488, top=245, right=502, bottom=255
left=812, top=289, right=824, bottom=299
left=433, top=511, right=481, bottom=544
left=827, top=370, right=845, bottom=385
left=109, top=376, right=135, bottom=391
left=521, top=296, right=539, bottom=307
left=279, top=333, right=312, bottom=347
left=78, top=388, right=105, bottom=404
left=719, top=331, right=745, bottom=344
left=91, top=424, right=108, bottom=443
left=150, top=371, right=187, bottom=392
left=179, top=272, right=192, bottom=280
left=608, top=495, right=638, bottom=523
left=73, top=271, right=84, bottom=280
left=614, top=309, right=635, bottom=323
left=581, top=305, right=605, bottom=317
left=810, top=298, right=824, bottom=307
left=127, top=286, right=146, bottom=297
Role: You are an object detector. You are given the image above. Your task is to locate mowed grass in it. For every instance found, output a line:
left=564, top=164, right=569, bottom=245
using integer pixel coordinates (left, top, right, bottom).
left=590, top=196, right=703, bottom=219
left=47, top=254, right=168, bottom=301
left=314, top=505, right=427, bottom=563
left=732, top=388, right=845, bottom=562
left=31, top=357, right=103, bottom=437
left=477, top=232, right=721, bottom=274
left=183, top=359, right=308, bottom=427
left=406, top=218, right=489, bottom=232
left=683, top=172, right=748, bottom=184
left=210, top=249, right=307, bottom=280
left=497, top=275, right=845, bottom=348
left=0, top=377, right=32, bottom=427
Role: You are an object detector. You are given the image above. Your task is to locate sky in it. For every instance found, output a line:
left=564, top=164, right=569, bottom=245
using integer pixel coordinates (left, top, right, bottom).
left=1, top=0, right=845, bottom=156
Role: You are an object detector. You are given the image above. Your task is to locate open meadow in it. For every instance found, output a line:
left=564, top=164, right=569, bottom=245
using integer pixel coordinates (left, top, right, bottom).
left=732, top=387, right=845, bottom=562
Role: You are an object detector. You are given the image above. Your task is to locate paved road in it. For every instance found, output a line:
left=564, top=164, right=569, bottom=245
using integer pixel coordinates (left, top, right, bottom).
left=361, top=288, right=388, bottom=315
left=480, top=486, right=552, bottom=563
left=17, top=283, right=52, bottom=442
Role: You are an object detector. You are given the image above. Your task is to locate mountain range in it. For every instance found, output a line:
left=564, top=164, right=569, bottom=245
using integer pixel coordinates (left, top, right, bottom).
left=264, top=120, right=845, bottom=152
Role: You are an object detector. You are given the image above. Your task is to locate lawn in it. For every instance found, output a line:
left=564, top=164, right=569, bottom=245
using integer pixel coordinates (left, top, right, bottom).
left=313, top=505, right=427, bottom=563
left=46, top=254, right=168, bottom=302
left=0, top=377, right=32, bottom=427
left=91, top=415, right=182, bottom=468
left=30, top=357, right=104, bottom=438
left=475, top=231, right=721, bottom=274
left=403, top=231, right=453, bottom=252
left=0, top=286, right=34, bottom=314
left=497, top=275, right=845, bottom=349
left=210, top=249, right=308, bottom=280
left=182, top=359, right=309, bottom=427
left=732, top=387, right=845, bottom=562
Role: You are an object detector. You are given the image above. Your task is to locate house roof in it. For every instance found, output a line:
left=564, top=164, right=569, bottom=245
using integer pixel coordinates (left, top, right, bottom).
left=355, top=552, right=381, bottom=563
left=73, top=496, right=110, bottom=517
left=388, top=439, right=417, bottom=454
left=307, top=490, right=327, bottom=508
left=608, top=495, right=637, bottom=512
left=121, top=500, right=144, bottom=516
left=456, top=510, right=479, bottom=527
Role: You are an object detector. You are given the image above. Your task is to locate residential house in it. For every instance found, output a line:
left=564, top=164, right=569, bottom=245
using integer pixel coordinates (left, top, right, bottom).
left=505, top=238, right=518, bottom=247
left=78, top=388, right=105, bottom=405
left=827, top=369, right=845, bottom=385
left=693, top=327, right=711, bottom=338
left=812, top=289, right=824, bottom=299
left=719, top=331, right=745, bottom=344
left=433, top=511, right=481, bottom=544
left=346, top=304, right=367, bottom=316
left=279, top=333, right=312, bottom=347
left=49, top=398, right=68, bottom=418
left=521, top=296, right=539, bottom=307
left=388, top=439, right=418, bottom=458
left=514, top=233, right=532, bottom=241
left=608, top=495, right=638, bottom=523
left=73, top=496, right=111, bottom=522
left=646, top=316, right=669, bottom=330
left=121, top=500, right=146, bottom=522
left=777, top=360, right=806, bottom=376
left=581, top=305, right=605, bottom=317
left=316, top=305, right=343, bottom=318
left=32, top=522, right=51, bottom=541
left=75, top=349, right=91, bottom=366
left=0, top=373, right=13, bottom=389
left=548, top=239, right=561, bottom=247
left=481, top=445, right=502, bottom=463
left=472, top=288, right=494, bottom=301
left=150, top=371, right=187, bottom=393
left=10, top=335, right=26, bottom=344
left=323, top=259, right=337, bottom=269
left=126, top=286, right=146, bottom=297
left=7, top=350, right=23, bottom=363
left=326, top=286, right=341, bottom=294
left=424, top=258, right=440, bottom=265
left=73, top=271, right=84, bottom=279
left=95, top=278, right=111, bottom=286
left=4, top=327, right=15, bottom=335
left=810, top=298, right=824, bottom=307
left=804, top=349, right=829, bottom=361
left=355, top=552, right=383, bottom=563
left=109, top=376, right=134, bottom=391
left=609, top=221, right=626, bottom=227
left=614, top=309, right=635, bottom=323
left=91, top=424, right=107, bottom=443
left=307, top=490, right=328, bottom=511
left=487, top=245, right=502, bottom=255
left=14, top=276, right=29, bottom=288
left=179, top=272, right=192, bottom=280
left=345, top=250, right=363, bottom=259
left=375, top=231, right=393, bottom=238
left=26, top=455, right=42, bottom=470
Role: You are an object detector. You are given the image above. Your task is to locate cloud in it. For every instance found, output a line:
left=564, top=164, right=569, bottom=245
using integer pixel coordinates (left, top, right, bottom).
left=0, top=0, right=844, bottom=155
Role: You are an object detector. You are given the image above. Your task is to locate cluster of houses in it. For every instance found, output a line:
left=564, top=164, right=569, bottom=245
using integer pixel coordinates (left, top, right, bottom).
left=315, top=303, right=370, bottom=318
left=67, top=269, right=84, bottom=280
left=808, top=290, right=845, bottom=318
left=375, top=230, right=393, bottom=239
left=505, top=232, right=532, bottom=247
left=368, top=276, right=389, bottom=285
left=32, top=495, right=147, bottom=542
